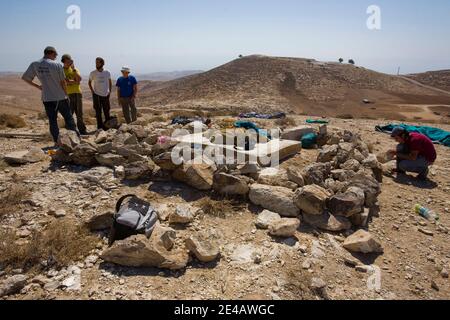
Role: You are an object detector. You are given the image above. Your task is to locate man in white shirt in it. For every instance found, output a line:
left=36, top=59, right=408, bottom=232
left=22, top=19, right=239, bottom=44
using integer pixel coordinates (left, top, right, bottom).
left=88, top=57, right=112, bottom=130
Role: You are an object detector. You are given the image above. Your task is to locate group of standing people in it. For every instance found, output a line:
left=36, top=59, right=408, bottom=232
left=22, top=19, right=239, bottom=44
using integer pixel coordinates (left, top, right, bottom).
left=22, top=46, right=139, bottom=143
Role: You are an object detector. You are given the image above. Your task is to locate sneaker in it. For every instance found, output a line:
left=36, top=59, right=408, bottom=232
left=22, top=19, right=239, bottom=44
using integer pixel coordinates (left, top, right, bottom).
left=392, top=168, right=406, bottom=175
left=417, top=168, right=429, bottom=181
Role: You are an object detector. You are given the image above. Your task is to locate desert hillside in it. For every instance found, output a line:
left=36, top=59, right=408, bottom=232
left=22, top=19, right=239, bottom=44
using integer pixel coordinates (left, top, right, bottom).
left=139, top=55, right=450, bottom=121
left=407, top=70, right=450, bottom=92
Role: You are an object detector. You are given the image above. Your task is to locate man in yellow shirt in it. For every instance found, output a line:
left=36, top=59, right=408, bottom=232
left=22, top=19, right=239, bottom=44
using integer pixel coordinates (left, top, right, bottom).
left=62, top=54, right=87, bottom=135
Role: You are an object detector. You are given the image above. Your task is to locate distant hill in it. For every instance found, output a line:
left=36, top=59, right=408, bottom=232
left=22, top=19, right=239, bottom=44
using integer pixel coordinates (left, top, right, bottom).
left=135, top=70, right=203, bottom=81
left=406, top=70, right=450, bottom=92
left=139, top=55, right=450, bottom=118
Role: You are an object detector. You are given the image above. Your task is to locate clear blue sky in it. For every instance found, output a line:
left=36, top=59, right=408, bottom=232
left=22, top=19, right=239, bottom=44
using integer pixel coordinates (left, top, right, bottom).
left=0, top=0, right=449, bottom=75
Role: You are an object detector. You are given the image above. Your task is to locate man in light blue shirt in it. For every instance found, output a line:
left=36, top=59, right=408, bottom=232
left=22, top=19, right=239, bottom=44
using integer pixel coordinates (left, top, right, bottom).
left=22, top=46, right=78, bottom=143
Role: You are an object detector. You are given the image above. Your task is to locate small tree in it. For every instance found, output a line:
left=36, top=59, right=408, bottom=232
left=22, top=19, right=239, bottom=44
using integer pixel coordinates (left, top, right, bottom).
left=239, top=54, right=243, bottom=58
left=339, top=58, right=344, bottom=63
left=348, top=59, right=355, bottom=65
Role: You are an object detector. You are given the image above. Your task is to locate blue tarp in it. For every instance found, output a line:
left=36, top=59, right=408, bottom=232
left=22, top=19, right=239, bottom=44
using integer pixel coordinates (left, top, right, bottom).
left=375, top=124, right=450, bottom=147
left=234, top=121, right=272, bottom=140
left=238, top=112, right=286, bottom=120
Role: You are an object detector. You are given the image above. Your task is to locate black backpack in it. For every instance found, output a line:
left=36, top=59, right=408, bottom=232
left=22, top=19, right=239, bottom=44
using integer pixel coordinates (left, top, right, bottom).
left=108, top=195, right=158, bottom=246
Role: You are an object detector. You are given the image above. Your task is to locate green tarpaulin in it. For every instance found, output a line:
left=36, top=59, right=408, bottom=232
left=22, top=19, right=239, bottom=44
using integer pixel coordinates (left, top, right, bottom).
left=306, top=119, right=329, bottom=124
left=375, top=124, right=450, bottom=147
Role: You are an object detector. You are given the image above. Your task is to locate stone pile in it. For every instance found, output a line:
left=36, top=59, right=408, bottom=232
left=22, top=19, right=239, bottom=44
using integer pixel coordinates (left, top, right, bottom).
left=33, top=124, right=384, bottom=272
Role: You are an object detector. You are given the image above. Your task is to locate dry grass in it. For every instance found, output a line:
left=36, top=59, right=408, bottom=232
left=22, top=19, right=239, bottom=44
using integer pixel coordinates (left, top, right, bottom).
left=36, top=112, right=48, bottom=120
left=274, top=116, right=297, bottom=129
left=171, top=110, right=206, bottom=119
left=0, top=183, right=32, bottom=219
left=84, top=117, right=97, bottom=126
left=197, top=197, right=246, bottom=218
left=0, top=113, right=27, bottom=129
left=0, top=219, right=98, bottom=272
left=336, top=114, right=354, bottom=120
left=0, top=159, right=9, bottom=171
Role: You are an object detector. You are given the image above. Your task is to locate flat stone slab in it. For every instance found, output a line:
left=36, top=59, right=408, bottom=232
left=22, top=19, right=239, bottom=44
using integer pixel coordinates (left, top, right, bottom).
left=173, top=133, right=301, bottom=166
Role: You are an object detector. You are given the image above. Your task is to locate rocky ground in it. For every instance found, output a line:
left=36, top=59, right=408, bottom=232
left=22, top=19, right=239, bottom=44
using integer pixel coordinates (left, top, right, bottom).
left=0, top=113, right=449, bottom=301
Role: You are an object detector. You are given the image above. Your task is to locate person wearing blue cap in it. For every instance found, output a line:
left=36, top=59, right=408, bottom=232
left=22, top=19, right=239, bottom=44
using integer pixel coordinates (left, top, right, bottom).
left=388, top=127, right=437, bottom=180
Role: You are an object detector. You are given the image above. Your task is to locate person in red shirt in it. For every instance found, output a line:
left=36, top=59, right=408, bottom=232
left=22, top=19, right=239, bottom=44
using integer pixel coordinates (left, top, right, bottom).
left=388, top=127, right=437, bottom=180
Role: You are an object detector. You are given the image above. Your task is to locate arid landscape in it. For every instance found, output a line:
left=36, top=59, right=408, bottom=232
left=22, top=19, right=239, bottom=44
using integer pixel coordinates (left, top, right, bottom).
left=1, top=55, right=450, bottom=301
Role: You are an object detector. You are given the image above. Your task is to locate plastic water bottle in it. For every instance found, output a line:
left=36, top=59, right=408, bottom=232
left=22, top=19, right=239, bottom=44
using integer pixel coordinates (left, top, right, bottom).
left=415, top=204, right=439, bottom=221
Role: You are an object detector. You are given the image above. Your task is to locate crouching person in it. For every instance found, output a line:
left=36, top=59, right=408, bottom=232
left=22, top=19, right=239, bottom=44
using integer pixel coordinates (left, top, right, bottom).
left=388, top=127, right=437, bottom=180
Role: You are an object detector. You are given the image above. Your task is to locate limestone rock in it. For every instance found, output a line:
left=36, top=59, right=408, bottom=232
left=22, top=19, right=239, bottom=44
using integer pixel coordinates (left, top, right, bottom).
left=249, top=184, right=300, bottom=217
left=268, top=218, right=300, bottom=238
left=327, top=187, right=365, bottom=217
left=340, top=159, right=361, bottom=172
left=123, top=160, right=155, bottom=180
left=4, top=148, right=47, bottom=165
left=169, top=204, right=196, bottom=224
left=0, top=275, right=28, bottom=298
left=95, top=153, right=126, bottom=168
left=348, top=174, right=381, bottom=207
left=303, top=212, right=351, bottom=232
left=213, top=172, right=250, bottom=195
left=331, top=169, right=356, bottom=182
left=71, top=142, right=98, bottom=167
left=94, top=130, right=108, bottom=144
left=301, top=163, right=332, bottom=187
left=85, top=211, right=114, bottom=231
left=362, top=154, right=380, bottom=169
left=97, top=142, right=113, bottom=154
left=101, top=228, right=188, bottom=270
left=286, top=167, right=305, bottom=187
left=257, top=168, right=298, bottom=190
left=343, top=230, right=383, bottom=254
left=294, top=184, right=331, bottom=215
left=154, top=152, right=180, bottom=171
left=281, top=126, right=315, bottom=141
left=350, top=208, right=370, bottom=227
left=317, top=144, right=338, bottom=163
left=173, top=162, right=216, bottom=191
left=58, top=130, right=80, bottom=153
left=185, top=235, right=220, bottom=263
left=324, top=178, right=348, bottom=194
left=255, top=210, right=281, bottom=229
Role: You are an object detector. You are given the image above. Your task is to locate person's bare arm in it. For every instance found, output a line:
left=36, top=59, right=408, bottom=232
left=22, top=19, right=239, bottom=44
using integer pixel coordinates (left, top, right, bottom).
left=74, top=69, right=82, bottom=84
left=397, top=150, right=419, bottom=161
left=132, top=84, right=138, bottom=99
left=117, top=87, right=121, bottom=100
left=88, top=79, right=94, bottom=94
left=109, top=79, right=112, bottom=96
left=22, top=77, right=42, bottom=91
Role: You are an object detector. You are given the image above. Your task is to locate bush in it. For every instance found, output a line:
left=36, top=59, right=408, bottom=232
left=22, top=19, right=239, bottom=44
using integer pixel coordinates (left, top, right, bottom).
left=0, top=183, right=32, bottom=219
left=336, top=114, right=354, bottom=120
left=0, top=219, right=98, bottom=272
left=274, top=116, right=296, bottom=128
left=0, top=114, right=27, bottom=129
left=197, top=197, right=245, bottom=219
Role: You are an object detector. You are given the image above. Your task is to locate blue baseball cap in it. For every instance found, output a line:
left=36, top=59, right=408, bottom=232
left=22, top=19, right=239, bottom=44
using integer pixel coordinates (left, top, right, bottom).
left=391, top=127, right=407, bottom=138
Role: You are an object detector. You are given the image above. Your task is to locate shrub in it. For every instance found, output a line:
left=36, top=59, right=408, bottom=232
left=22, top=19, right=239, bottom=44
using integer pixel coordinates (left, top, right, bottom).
left=0, top=183, right=32, bottom=218
left=274, top=116, right=296, bottom=128
left=0, top=114, right=27, bottom=129
left=0, top=219, right=98, bottom=272
left=336, top=114, right=354, bottom=120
